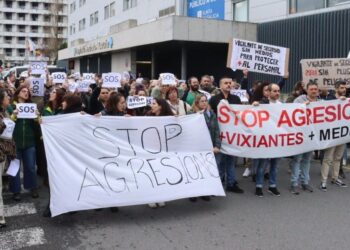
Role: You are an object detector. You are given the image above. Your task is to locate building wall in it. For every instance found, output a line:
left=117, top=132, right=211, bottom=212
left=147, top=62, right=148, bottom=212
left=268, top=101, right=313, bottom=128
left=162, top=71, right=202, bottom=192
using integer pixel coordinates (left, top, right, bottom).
left=0, top=0, right=68, bottom=66
left=254, top=8, right=350, bottom=93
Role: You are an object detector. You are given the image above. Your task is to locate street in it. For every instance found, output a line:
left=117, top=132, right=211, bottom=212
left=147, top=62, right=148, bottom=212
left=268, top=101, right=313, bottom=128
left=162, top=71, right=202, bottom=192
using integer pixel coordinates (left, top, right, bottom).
left=1, top=157, right=350, bottom=250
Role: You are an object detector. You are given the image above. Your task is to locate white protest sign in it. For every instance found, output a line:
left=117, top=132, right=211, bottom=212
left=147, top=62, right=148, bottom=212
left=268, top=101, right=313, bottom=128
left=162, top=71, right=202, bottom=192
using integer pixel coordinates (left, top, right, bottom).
left=6, top=159, right=20, bottom=177
left=73, top=72, right=81, bottom=79
left=68, top=82, right=78, bottom=93
left=102, top=73, right=121, bottom=88
left=16, top=103, right=37, bottom=119
left=0, top=118, right=15, bottom=140
left=31, top=78, right=45, bottom=97
left=77, top=81, right=90, bottom=92
left=127, top=96, right=147, bottom=109
left=227, top=39, right=289, bottom=77
left=230, top=89, right=249, bottom=103
left=30, top=62, right=47, bottom=75
left=218, top=99, right=350, bottom=158
left=146, top=97, right=154, bottom=106
left=160, top=73, right=177, bottom=85
left=52, top=72, right=67, bottom=84
left=41, top=114, right=225, bottom=216
left=83, top=73, right=95, bottom=83
left=199, top=90, right=212, bottom=100
left=122, top=71, right=130, bottom=81
left=300, top=58, right=350, bottom=90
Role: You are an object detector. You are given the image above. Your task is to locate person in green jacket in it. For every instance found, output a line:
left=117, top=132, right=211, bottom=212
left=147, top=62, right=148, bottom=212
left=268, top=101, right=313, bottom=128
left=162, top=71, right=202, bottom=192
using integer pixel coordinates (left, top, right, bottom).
left=9, top=86, right=40, bottom=201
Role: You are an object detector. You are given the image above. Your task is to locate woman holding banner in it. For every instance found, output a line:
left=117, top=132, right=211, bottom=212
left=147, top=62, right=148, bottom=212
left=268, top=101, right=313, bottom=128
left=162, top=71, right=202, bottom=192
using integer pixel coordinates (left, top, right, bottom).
left=166, top=87, right=191, bottom=116
left=9, top=86, right=40, bottom=201
left=100, top=92, right=126, bottom=116
left=0, top=89, right=17, bottom=228
left=188, top=94, right=221, bottom=202
left=147, top=98, right=173, bottom=208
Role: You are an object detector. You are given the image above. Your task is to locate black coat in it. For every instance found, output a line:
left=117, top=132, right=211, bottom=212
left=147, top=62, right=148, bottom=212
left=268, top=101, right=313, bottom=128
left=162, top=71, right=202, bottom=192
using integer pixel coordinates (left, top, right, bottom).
left=209, top=91, right=242, bottom=115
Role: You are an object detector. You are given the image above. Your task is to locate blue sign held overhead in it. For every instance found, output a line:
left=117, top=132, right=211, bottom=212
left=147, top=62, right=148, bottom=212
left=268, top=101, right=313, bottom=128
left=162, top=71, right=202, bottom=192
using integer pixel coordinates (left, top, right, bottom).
left=188, top=0, right=225, bottom=20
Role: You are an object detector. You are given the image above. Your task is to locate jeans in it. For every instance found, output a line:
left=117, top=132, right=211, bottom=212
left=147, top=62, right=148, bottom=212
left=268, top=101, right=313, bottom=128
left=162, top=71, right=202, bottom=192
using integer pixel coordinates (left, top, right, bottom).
left=0, top=161, right=5, bottom=223
left=291, top=152, right=313, bottom=187
left=255, top=158, right=278, bottom=188
left=10, top=146, right=37, bottom=194
left=216, top=153, right=236, bottom=187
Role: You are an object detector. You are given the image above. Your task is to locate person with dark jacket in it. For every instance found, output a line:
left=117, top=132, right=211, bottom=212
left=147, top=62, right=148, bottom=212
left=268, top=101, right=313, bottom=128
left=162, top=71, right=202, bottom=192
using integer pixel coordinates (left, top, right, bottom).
left=88, top=85, right=109, bottom=115
left=62, top=93, right=82, bottom=114
left=100, top=92, right=126, bottom=116
left=209, top=77, right=243, bottom=194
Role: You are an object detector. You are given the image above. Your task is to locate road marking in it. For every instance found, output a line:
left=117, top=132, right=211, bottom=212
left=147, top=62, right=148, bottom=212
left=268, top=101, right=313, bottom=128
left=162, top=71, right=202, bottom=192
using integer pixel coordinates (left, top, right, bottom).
left=0, top=227, right=46, bottom=250
left=4, top=202, right=37, bottom=217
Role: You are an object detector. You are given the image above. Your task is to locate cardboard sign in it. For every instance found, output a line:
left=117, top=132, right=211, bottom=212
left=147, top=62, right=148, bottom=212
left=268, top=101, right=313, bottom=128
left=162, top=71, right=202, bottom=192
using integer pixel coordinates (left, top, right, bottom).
left=300, top=58, right=350, bottom=90
left=102, top=73, right=121, bottom=88
left=160, top=73, right=177, bottom=85
left=30, top=62, right=47, bottom=75
left=77, top=81, right=90, bottom=92
left=83, top=73, right=95, bottom=83
left=0, top=118, right=15, bottom=139
left=31, top=78, right=45, bottom=97
left=230, top=89, right=249, bottom=103
left=127, top=96, right=147, bottom=109
left=16, top=103, right=37, bottom=119
left=227, top=39, right=289, bottom=77
left=52, top=72, right=67, bottom=84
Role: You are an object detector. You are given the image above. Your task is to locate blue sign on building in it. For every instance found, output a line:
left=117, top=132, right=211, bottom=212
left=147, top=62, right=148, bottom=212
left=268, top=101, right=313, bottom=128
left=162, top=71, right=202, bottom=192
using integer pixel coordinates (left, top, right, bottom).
left=187, top=0, right=225, bottom=20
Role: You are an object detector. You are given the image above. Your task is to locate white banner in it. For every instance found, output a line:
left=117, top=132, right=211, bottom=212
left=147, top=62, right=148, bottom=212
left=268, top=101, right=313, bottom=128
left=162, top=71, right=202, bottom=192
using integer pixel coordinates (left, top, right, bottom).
left=102, top=73, right=121, bottom=88
left=300, top=58, right=350, bottom=90
left=52, top=72, right=67, bottom=84
left=227, top=39, right=289, bottom=77
left=127, top=96, right=147, bottom=109
left=41, top=114, right=225, bottom=216
left=83, top=73, right=95, bottom=83
left=16, top=103, right=37, bottom=119
left=31, top=78, right=45, bottom=97
left=0, top=118, right=15, bottom=139
left=30, top=62, right=47, bottom=75
left=218, top=100, right=350, bottom=158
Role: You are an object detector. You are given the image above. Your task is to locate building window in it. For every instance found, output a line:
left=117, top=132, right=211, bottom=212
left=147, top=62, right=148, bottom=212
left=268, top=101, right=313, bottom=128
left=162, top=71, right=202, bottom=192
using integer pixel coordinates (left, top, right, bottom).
left=90, top=11, right=98, bottom=26
left=18, top=25, right=26, bottom=32
left=233, top=0, right=248, bottom=22
left=18, top=1, right=26, bottom=9
left=327, top=0, right=350, bottom=6
left=79, top=18, right=86, bottom=31
left=18, top=49, right=25, bottom=57
left=79, top=0, right=86, bottom=7
left=5, top=1, right=12, bottom=8
left=5, top=37, right=12, bottom=43
left=70, top=2, right=76, bottom=13
left=44, top=15, right=51, bottom=22
left=5, top=13, right=12, bottom=20
left=123, top=0, right=137, bottom=11
left=31, top=26, right=39, bottom=33
left=104, top=5, right=110, bottom=19
left=289, top=0, right=325, bottom=14
left=5, top=25, right=12, bottom=32
left=31, top=14, right=38, bottom=21
left=18, top=13, right=25, bottom=21
left=110, top=2, right=116, bottom=17
left=31, top=2, right=39, bottom=9
left=44, top=3, right=50, bottom=10
left=5, top=49, right=12, bottom=57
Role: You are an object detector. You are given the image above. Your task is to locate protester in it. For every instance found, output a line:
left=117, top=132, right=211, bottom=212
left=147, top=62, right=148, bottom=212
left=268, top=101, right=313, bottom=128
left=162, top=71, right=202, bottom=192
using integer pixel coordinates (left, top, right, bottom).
left=209, top=77, right=244, bottom=193
left=0, top=89, right=17, bottom=228
left=320, top=80, right=348, bottom=191
left=182, top=77, right=201, bottom=106
left=10, top=86, right=40, bottom=201
left=89, top=84, right=110, bottom=115
left=290, top=81, right=319, bottom=194
left=101, top=92, right=126, bottom=116
left=166, top=87, right=191, bottom=116
left=252, top=83, right=282, bottom=197
left=200, top=75, right=216, bottom=94
left=189, top=94, right=221, bottom=202
left=286, top=81, right=306, bottom=103
left=147, top=98, right=173, bottom=208
left=62, top=93, right=82, bottom=114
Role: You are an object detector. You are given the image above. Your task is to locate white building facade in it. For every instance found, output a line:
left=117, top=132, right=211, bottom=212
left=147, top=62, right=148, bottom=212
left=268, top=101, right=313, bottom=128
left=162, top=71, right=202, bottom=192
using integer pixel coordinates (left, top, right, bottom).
left=0, top=0, right=68, bottom=66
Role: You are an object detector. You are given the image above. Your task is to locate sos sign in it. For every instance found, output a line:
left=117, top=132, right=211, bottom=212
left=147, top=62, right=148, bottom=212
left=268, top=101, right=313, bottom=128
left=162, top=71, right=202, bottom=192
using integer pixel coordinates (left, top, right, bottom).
left=83, top=73, right=95, bottom=83
left=102, top=73, right=121, bottom=88
left=31, top=78, right=45, bottom=97
left=16, top=103, right=38, bottom=119
left=160, top=73, right=176, bottom=85
left=52, top=72, right=67, bottom=84
left=30, top=62, right=47, bottom=75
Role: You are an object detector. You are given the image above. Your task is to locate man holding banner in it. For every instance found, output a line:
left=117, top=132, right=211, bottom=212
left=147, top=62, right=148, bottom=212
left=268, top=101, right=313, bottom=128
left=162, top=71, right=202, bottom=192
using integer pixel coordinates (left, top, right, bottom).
left=209, top=77, right=243, bottom=193
left=290, top=82, right=320, bottom=194
left=320, top=80, right=348, bottom=191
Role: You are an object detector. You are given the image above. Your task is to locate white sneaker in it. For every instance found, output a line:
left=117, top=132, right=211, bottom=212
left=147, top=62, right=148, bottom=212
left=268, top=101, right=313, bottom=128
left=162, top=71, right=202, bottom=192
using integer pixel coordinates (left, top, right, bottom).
left=148, top=203, right=157, bottom=208
left=157, top=202, right=166, bottom=207
left=242, top=168, right=250, bottom=177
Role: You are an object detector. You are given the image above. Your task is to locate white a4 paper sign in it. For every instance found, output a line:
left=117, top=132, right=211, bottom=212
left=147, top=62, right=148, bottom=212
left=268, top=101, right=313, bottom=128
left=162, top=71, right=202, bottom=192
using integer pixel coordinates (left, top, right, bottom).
left=127, top=96, right=147, bottom=109
left=31, top=78, right=45, bottom=97
left=16, top=103, right=37, bottom=119
left=102, top=73, right=121, bottom=88
left=160, top=73, right=177, bottom=85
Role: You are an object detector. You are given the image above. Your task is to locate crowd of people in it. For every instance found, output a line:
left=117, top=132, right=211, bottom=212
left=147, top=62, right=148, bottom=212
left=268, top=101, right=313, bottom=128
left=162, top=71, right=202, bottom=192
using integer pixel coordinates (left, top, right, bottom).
left=0, top=68, right=349, bottom=228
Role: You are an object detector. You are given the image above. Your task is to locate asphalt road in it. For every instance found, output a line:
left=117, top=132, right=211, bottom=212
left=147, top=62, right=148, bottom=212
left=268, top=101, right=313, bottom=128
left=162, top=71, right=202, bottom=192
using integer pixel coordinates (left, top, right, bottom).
left=1, top=157, right=350, bottom=250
